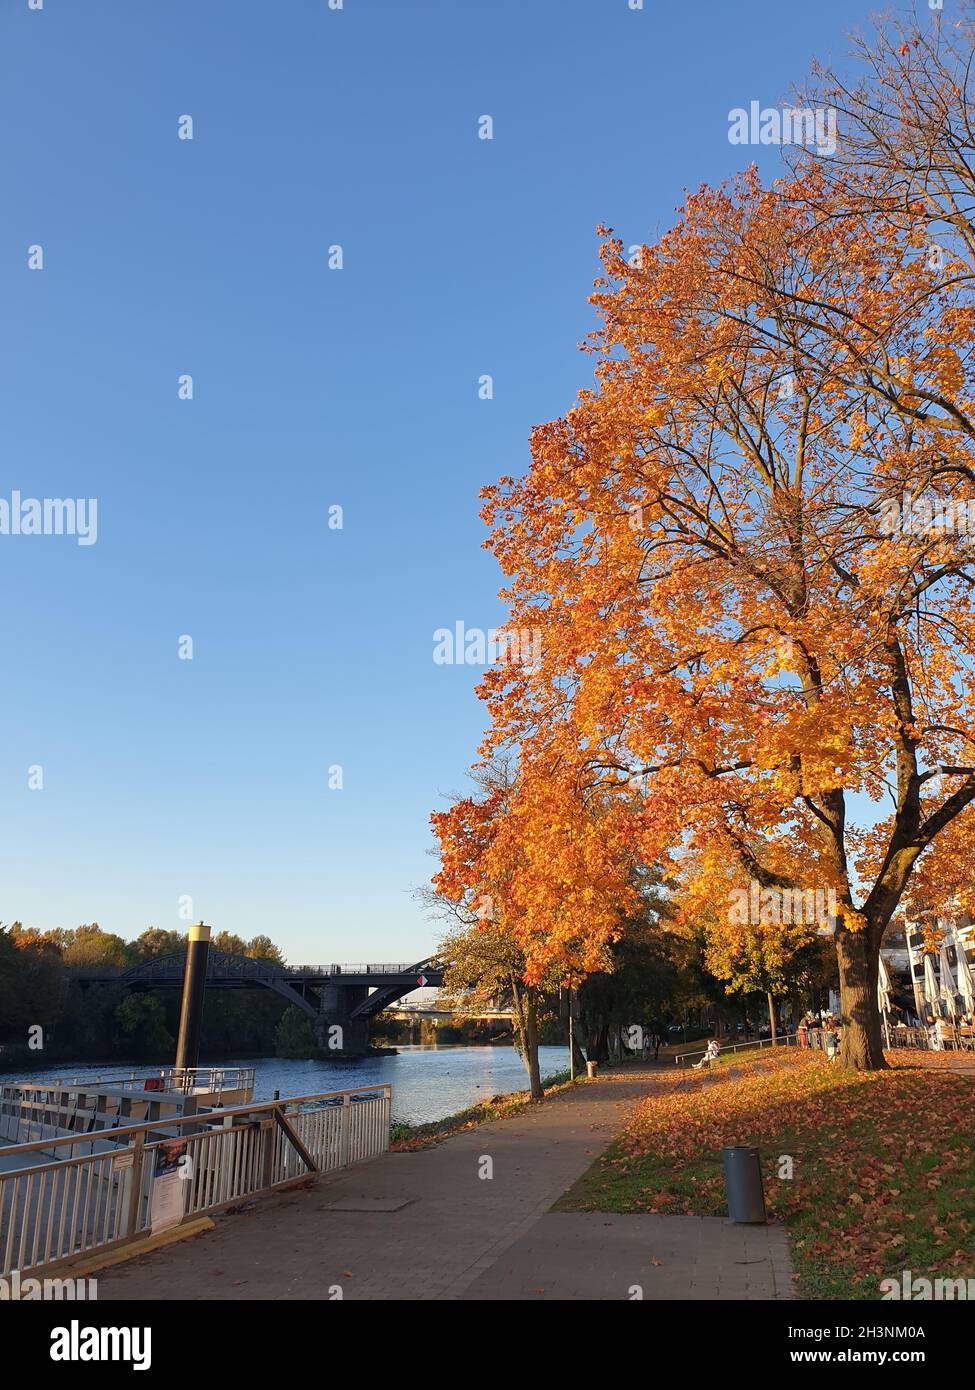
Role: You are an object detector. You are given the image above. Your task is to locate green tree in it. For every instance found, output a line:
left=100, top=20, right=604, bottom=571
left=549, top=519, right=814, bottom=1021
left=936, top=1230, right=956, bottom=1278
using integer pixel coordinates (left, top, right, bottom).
left=133, top=928, right=184, bottom=960
left=577, top=870, right=685, bottom=1063
left=246, top=935, right=285, bottom=964
left=113, top=993, right=173, bottom=1059
left=274, top=1005, right=315, bottom=1058
left=62, top=924, right=134, bottom=968
left=704, top=921, right=824, bottom=1044
left=0, top=925, right=66, bottom=1047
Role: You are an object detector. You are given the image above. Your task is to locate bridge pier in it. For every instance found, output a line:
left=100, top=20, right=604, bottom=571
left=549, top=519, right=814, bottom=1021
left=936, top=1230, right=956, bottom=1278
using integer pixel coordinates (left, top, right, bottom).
left=313, top=980, right=370, bottom=1055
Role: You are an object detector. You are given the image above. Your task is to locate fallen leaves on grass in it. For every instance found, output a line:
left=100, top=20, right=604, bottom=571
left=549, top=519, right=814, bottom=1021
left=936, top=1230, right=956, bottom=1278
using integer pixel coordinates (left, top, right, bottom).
left=559, top=1051, right=975, bottom=1300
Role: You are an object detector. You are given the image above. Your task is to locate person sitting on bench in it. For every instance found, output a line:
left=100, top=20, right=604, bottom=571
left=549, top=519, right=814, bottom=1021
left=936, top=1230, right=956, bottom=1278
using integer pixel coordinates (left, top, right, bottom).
left=692, top=1039, right=720, bottom=1070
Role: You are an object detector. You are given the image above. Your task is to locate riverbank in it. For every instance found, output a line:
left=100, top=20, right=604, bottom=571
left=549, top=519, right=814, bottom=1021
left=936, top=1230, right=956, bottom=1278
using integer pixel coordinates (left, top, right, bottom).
left=389, top=1070, right=574, bottom=1148
left=386, top=1052, right=681, bottom=1149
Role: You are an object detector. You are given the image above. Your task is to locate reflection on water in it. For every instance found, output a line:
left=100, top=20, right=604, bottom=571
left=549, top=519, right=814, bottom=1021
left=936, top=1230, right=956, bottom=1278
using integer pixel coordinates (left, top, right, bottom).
left=0, top=1045, right=570, bottom=1127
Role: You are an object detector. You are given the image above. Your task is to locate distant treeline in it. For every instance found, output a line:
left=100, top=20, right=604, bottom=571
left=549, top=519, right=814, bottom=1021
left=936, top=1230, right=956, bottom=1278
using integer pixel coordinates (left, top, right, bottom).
left=0, top=924, right=294, bottom=1069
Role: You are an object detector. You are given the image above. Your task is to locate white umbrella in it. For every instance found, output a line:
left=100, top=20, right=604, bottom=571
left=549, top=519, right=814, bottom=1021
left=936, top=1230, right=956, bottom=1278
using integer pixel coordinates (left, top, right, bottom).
left=877, top=953, right=893, bottom=1013
left=940, top=941, right=959, bottom=1019
left=924, top=952, right=941, bottom=1019
left=905, top=921, right=927, bottom=1021
left=877, top=953, right=894, bottom=1047
left=951, top=926, right=975, bottom=1017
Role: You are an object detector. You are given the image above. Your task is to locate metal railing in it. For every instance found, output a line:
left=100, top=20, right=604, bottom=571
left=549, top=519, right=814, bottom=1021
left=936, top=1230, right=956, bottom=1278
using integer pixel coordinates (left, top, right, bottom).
left=0, top=1083, right=390, bottom=1277
left=7, top=1067, right=255, bottom=1095
left=674, top=1034, right=798, bottom=1067
left=0, top=1069, right=258, bottom=1149
left=299, top=964, right=425, bottom=976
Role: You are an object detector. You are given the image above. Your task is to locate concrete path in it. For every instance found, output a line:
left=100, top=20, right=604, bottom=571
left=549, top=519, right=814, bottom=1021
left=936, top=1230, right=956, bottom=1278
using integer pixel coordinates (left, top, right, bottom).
left=461, top=1212, right=793, bottom=1300
left=97, top=1068, right=794, bottom=1301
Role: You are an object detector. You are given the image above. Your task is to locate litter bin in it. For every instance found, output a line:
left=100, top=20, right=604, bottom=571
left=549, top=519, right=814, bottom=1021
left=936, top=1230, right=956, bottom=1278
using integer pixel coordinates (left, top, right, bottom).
left=721, top=1145, right=766, bottom=1223
left=586, top=1061, right=598, bottom=1080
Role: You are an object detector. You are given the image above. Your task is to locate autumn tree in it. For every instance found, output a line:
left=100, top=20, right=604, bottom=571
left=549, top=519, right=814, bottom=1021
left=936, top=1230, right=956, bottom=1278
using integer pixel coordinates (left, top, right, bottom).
left=430, top=756, right=637, bottom=1095
left=464, top=143, right=975, bottom=1073
left=436, top=918, right=549, bottom=1099
left=798, top=3, right=975, bottom=275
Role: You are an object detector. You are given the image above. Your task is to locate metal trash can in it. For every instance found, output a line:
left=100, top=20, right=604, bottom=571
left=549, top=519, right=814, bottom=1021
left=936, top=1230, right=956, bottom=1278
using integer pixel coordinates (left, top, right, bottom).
left=586, top=1061, right=598, bottom=1080
left=722, top=1145, right=766, bottom=1223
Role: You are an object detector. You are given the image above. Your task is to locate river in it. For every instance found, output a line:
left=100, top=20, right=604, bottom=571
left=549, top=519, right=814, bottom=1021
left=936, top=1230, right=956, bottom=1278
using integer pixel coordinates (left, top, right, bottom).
left=0, top=1044, right=571, bottom=1127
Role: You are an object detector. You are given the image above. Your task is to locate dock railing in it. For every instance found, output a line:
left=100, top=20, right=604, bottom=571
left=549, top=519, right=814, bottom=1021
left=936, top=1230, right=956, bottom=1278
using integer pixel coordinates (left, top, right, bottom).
left=6, top=1066, right=256, bottom=1095
left=0, top=1083, right=391, bottom=1278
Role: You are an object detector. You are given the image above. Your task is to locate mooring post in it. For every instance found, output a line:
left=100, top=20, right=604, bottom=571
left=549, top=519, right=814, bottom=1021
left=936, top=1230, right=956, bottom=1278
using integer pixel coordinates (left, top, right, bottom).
left=174, top=921, right=211, bottom=1081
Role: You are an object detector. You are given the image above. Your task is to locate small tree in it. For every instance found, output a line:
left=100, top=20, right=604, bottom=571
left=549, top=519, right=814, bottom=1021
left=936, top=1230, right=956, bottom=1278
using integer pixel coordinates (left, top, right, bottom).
left=436, top=919, right=550, bottom=1098
left=431, top=758, right=636, bottom=1098
left=274, top=1005, right=315, bottom=1059
left=113, top=994, right=172, bottom=1059
left=704, top=920, right=823, bottom=1045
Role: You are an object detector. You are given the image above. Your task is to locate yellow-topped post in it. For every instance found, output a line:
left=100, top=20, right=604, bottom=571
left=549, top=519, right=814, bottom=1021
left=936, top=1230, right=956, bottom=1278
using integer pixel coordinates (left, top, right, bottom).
left=174, top=922, right=212, bottom=1075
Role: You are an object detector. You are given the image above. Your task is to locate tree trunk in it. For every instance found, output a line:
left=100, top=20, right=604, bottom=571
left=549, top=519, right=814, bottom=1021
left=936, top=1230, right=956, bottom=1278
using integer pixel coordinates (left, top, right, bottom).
left=524, top=987, right=544, bottom=1099
left=835, top=924, right=887, bottom=1071
left=767, top=991, right=777, bottom=1045
left=509, top=971, right=530, bottom=1076
left=571, top=1032, right=588, bottom=1074
left=588, top=1020, right=610, bottom=1063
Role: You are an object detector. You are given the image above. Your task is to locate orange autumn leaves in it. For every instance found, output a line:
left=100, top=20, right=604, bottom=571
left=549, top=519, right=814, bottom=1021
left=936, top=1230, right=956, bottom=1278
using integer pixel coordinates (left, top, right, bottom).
left=433, top=160, right=975, bottom=999
left=431, top=772, right=637, bottom=985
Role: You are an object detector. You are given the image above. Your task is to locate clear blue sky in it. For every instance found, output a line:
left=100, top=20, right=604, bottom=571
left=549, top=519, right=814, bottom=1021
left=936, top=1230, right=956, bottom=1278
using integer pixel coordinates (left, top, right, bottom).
left=1, top=0, right=879, bottom=963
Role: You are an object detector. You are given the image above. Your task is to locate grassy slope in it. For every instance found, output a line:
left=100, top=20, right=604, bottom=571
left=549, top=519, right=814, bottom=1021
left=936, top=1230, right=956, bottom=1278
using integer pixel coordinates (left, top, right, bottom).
left=555, top=1050, right=975, bottom=1299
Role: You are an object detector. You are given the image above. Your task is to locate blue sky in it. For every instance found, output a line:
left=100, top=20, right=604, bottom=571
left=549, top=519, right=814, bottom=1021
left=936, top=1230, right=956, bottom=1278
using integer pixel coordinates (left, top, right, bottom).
left=1, top=0, right=883, bottom=963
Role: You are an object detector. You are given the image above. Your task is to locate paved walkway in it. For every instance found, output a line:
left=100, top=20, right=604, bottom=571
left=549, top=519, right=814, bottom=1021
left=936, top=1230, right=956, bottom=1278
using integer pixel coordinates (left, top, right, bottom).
left=98, top=1068, right=794, bottom=1301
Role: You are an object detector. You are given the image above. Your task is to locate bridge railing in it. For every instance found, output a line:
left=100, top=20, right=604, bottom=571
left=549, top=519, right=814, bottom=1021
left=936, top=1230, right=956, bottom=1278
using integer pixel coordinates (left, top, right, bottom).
left=0, top=1083, right=391, bottom=1278
left=293, top=964, right=431, bottom=976
left=64, top=958, right=440, bottom=981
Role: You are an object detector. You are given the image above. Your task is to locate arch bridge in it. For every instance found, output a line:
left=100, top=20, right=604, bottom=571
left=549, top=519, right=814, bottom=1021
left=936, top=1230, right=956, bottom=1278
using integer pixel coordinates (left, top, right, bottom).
left=66, top=953, right=445, bottom=1054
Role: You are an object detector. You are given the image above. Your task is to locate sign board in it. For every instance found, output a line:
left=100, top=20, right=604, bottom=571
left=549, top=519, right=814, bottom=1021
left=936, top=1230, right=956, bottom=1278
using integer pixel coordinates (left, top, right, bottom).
left=150, top=1139, right=189, bottom=1233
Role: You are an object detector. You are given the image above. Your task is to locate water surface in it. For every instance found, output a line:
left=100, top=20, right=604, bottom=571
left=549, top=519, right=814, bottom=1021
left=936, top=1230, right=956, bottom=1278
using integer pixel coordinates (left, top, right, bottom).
left=0, top=1044, right=570, bottom=1127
